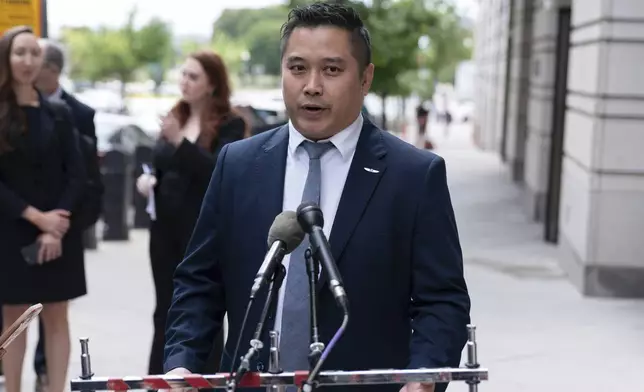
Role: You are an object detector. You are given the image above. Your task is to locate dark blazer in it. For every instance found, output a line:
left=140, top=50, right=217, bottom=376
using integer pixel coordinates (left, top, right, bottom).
left=0, top=95, right=87, bottom=304
left=0, top=96, right=86, bottom=235
left=152, top=115, right=246, bottom=228
left=60, top=90, right=96, bottom=141
left=164, top=120, right=471, bottom=392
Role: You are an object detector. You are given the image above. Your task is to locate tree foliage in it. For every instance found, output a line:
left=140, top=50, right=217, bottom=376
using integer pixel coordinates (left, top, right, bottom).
left=212, top=6, right=288, bottom=76
left=213, top=7, right=288, bottom=41
left=60, top=9, right=173, bottom=95
left=211, top=32, right=248, bottom=77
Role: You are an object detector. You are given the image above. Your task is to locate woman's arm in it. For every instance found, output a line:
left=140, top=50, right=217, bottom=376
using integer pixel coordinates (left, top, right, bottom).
left=0, top=161, right=68, bottom=236
left=0, top=178, right=46, bottom=228
left=172, top=116, right=246, bottom=181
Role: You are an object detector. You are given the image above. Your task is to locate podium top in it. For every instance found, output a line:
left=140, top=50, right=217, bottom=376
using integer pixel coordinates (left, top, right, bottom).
left=70, top=368, right=488, bottom=391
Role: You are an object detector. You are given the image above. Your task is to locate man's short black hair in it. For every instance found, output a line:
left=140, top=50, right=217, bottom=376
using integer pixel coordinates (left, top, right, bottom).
left=280, top=2, right=372, bottom=73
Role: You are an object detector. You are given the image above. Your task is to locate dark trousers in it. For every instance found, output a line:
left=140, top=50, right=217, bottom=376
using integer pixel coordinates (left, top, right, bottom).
left=148, top=221, right=224, bottom=375
left=0, top=309, right=47, bottom=375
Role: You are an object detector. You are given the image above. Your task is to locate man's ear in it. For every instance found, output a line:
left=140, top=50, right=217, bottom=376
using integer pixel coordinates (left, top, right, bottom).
left=361, top=63, right=375, bottom=95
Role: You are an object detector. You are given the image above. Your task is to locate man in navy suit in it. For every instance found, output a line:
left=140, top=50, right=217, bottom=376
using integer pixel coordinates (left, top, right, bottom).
left=163, top=3, right=471, bottom=392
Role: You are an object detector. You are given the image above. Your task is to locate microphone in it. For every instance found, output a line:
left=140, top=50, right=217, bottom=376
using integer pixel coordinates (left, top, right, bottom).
left=249, top=210, right=305, bottom=299
left=296, top=202, right=349, bottom=314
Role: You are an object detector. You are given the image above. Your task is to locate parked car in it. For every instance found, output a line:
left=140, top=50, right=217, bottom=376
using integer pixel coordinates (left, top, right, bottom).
left=234, top=102, right=287, bottom=135
left=77, top=89, right=129, bottom=115
left=94, top=112, right=155, bottom=158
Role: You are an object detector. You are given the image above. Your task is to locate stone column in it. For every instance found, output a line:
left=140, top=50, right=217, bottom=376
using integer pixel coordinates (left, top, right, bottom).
left=474, top=0, right=513, bottom=151
left=559, top=0, right=644, bottom=297
left=504, top=0, right=534, bottom=182
left=523, top=0, right=571, bottom=220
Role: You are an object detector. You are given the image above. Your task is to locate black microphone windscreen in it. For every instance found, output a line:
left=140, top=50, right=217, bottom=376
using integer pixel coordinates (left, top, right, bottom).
left=296, top=201, right=324, bottom=232
left=267, top=210, right=305, bottom=253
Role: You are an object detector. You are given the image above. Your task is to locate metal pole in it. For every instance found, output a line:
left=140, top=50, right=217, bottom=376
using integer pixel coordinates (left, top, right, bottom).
left=465, top=324, right=480, bottom=392
left=79, top=337, right=94, bottom=380
left=267, top=330, right=284, bottom=392
left=40, top=0, right=48, bottom=38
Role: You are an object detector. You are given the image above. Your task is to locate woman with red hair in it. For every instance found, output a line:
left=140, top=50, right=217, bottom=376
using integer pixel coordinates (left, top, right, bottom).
left=136, top=50, right=248, bottom=375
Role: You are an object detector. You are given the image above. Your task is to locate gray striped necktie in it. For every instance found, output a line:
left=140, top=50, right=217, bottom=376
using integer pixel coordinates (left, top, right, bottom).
left=280, top=140, right=334, bottom=373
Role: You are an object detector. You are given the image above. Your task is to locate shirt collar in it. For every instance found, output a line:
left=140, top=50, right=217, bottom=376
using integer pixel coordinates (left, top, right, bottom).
left=47, top=86, right=64, bottom=102
left=287, top=114, right=363, bottom=160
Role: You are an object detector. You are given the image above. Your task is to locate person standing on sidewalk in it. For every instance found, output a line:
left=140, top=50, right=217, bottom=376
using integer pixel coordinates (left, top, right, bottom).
left=161, top=4, right=471, bottom=392
left=0, top=26, right=87, bottom=392
left=416, top=101, right=433, bottom=149
left=135, top=50, right=248, bottom=375
left=19, top=39, right=100, bottom=392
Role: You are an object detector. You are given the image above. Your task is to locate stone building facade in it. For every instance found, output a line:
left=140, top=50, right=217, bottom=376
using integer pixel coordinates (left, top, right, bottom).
left=474, top=0, right=644, bottom=298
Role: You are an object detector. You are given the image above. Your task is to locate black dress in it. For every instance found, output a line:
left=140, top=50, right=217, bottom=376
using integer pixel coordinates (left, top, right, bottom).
left=147, top=114, right=246, bottom=374
left=0, top=99, right=87, bottom=305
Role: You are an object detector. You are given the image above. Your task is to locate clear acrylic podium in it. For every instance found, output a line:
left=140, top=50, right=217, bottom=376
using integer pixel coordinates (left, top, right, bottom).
left=69, top=325, right=488, bottom=391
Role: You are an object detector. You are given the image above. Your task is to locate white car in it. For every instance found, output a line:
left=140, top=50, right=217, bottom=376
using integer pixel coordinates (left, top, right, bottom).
left=76, top=89, right=127, bottom=114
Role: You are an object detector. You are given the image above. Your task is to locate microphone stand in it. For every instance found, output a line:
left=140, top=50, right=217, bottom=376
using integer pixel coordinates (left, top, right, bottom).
left=301, top=247, right=350, bottom=392
left=228, top=264, right=286, bottom=392
left=305, top=248, right=324, bottom=371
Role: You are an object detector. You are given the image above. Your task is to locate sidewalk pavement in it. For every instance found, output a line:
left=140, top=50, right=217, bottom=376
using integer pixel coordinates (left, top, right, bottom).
left=7, top=121, right=644, bottom=392
left=408, top=122, right=644, bottom=391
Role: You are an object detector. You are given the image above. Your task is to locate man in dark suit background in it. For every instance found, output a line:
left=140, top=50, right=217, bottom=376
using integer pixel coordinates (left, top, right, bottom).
left=163, top=3, right=470, bottom=392
left=36, top=41, right=97, bottom=144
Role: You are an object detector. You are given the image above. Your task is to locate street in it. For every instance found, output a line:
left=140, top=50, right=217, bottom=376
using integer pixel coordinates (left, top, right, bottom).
left=9, top=122, right=644, bottom=392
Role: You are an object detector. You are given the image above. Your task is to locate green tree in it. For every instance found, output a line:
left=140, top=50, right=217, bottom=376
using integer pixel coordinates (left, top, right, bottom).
left=246, top=19, right=283, bottom=76
left=287, top=0, right=351, bottom=7
left=60, top=27, right=101, bottom=83
left=422, top=3, right=472, bottom=86
left=133, top=17, right=174, bottom=93
left=212, top=6, right=288, bottom=77
left=96, top=28, right=139, bottom=96
left=211, top=32, right=248, bottom=77
left=61, top=8, right=173, bottom=97
left=366, top=0, right=438, bottom=126
left=213, top=6, right=288, bottom=40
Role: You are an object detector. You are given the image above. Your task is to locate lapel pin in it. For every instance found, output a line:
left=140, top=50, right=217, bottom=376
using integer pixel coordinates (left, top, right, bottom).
left=364, top=167, right=380, bottom=173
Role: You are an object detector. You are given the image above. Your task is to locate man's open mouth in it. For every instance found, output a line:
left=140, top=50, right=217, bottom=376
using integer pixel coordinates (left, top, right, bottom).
left=302, top=104, right=326, bottom=113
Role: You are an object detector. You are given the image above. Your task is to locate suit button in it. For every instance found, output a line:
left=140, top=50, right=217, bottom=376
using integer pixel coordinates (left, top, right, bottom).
left=256, top=362, right=264, bottom=372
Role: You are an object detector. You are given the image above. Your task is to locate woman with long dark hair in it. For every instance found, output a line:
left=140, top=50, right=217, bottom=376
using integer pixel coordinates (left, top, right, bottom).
left=136, top=50, right=248, bottom=375
left=0, top=26, right=86, bottom=392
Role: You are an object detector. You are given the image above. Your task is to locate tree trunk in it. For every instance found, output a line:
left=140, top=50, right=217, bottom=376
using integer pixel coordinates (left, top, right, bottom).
left=401, top=97, right=407, bottom=121
left=119, top=79, right=127, bottom=100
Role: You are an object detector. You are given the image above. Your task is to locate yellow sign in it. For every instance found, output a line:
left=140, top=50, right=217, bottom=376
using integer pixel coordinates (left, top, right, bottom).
left=0, top=0, right=42, bottom=38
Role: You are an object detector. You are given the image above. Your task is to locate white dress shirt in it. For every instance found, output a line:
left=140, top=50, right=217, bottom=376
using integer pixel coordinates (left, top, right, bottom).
left=273, top=114, right=364, bottom=335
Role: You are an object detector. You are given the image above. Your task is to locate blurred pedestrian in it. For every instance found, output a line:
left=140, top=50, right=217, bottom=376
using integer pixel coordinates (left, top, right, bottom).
left=25, top=39, right=101, bottom=392
left=0, top=26, right=87, bottom=392
left=416, top=101, right=433, bottom=149
left=136, top=50, right=248, bottom=375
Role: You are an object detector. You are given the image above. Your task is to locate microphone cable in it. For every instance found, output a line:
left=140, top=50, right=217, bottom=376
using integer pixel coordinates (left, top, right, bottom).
left=228, top=298, right=254, bottom=379
left=302, top=312, right=349, bottom=392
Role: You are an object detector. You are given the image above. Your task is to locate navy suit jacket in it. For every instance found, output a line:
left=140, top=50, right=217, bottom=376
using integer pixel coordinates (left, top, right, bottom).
left=164, top=120, right=471, bottom=392
left=60, top=90, right=96, bottom=141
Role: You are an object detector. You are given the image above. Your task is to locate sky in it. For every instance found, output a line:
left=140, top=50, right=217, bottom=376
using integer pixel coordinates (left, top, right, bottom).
left=47, top=0, right=479, bottom=38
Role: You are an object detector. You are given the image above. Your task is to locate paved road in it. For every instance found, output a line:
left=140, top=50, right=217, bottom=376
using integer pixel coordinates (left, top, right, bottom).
left=7, top=121, right=644, bottom=392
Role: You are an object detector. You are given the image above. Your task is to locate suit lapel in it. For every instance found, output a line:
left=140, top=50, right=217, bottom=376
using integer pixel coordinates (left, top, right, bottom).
left=317, top=120, right=388, bottom=290
left=253, top=126, right=289, bottom=250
